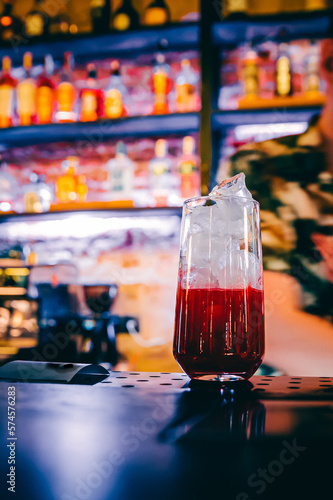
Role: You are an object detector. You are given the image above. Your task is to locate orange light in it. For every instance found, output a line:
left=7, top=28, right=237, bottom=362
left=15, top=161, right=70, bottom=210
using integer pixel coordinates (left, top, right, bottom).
left=60, top=22, right=69, bottom=33
left=0, top=16, right=12, bottom=27
left=0, top=287, right=26, bottom=295
left=69, top=24, right=78, bottom=34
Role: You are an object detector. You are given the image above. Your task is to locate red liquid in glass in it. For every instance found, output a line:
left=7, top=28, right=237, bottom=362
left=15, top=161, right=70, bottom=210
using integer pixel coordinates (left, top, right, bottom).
left=173, top=286, right=265, bottom=380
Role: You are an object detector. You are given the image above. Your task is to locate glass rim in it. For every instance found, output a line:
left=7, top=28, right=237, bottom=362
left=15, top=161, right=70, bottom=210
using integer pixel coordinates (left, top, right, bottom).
left=183, top=195, right=259, bottom=207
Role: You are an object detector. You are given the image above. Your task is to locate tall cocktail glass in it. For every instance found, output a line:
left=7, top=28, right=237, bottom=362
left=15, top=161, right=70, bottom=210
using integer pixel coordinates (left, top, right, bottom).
left=173, top=174, right=265, bottom=381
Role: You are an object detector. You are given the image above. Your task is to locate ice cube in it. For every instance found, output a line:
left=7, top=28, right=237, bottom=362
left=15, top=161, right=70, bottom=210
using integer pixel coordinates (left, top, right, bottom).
left=210, top=172, right=253, bottom=200
left=214, top=250, right=262, bottom=289
left=184, top=173, right=260, bottom=289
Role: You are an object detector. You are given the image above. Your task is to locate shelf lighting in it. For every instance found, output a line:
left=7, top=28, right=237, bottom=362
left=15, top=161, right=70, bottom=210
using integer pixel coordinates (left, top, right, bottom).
left=234, top=122, right=308, bottom=142
left=1, top=214, right=181, bottom=241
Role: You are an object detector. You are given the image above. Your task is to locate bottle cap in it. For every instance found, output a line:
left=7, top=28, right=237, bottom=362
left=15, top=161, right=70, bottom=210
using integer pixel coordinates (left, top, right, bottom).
left=156, top=53, right=165, bottom=65
left=87, top=63, right=97, bottom=79
left=29, top=173, right=39, bottom=183
left=116, top=141, right=127, bottom=156
left=110, top=60, right=120, bottom=76
left=64, top=52, right=74, bottom=69
left=23, top=52, right=33, bottom=70
left=2, top=56, right=11, bottom=72
left=156, top=139, right=167, bottom=157
left=183, top=136, right=194, bottom=155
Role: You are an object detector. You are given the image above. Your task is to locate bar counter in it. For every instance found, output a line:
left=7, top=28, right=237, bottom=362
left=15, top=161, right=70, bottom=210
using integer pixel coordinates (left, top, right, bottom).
left=1, top=366, right=333, bottom=500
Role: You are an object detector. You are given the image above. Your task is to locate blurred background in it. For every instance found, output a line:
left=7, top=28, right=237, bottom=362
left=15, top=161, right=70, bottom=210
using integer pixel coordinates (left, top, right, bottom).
left=0, top=0, right=332, bottom=374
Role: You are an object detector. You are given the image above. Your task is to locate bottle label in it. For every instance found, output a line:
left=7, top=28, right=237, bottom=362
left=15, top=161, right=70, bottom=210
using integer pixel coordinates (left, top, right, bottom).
left=82, top=90, right=98, bottom=120
left=152, top=162, right=167, bottom=176
left=105, top=89, right=123, bottom=118
left=17, top=80, right=37, bottom=122
left=37, top=86, right=54, bottom=123
left=307, top=74, right=320, bottom=93
left=56, top=176, right=77, bottom=202
left=113, top=13, right=131, bottom=31
left=25, top=192, right=42, bottom=213
left=111, top=170, right=124, bottom=191
left=57, top=82, right=75, bottom=112
left=154, top=71, right=168, bottom=94
left=180, top=161, right=195, bottom=175
left=244, top=62, right=258, bottom=95
left=144, top=7, right=168, bottom=25
left=0, top=85, right=14, bottom=124
left=153, top=71, right=168, bottom=112
left=276, top=56, right=291, bottom=96
left=25, top=14, right=44, bottom=37
left=176, top=83, right=194, bottom=111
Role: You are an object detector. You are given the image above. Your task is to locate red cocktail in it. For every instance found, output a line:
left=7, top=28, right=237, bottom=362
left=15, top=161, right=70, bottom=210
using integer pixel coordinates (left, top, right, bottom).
left=173, top=174, right=265, bottom=381
left=173, top=285, right=264, bottom=380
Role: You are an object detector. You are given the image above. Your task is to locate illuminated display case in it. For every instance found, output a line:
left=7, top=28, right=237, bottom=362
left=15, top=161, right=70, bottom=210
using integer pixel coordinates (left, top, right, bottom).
left=202, top=6, right=332, bottom=187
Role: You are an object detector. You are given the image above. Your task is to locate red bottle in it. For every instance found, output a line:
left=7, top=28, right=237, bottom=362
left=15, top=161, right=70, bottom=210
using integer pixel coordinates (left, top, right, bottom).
left=0, top=56, right=16, bottom=128
left=151, top=53, right=171, bottom=115
left=80, top=63, right=103, bottom=122
left=36, top=54, right=55, bottom=124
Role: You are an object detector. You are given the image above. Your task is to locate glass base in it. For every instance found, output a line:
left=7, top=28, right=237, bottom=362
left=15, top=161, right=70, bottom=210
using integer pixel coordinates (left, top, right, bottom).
left=191, top=374, right=246, bottom=382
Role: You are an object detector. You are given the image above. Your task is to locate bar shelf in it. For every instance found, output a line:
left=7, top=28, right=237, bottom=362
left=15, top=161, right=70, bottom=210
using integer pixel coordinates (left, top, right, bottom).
left=0, top=113, right=200, bottom=149
left=0, top=22, right=199, bottom=67
left=212, top=11, right=331, bottom=47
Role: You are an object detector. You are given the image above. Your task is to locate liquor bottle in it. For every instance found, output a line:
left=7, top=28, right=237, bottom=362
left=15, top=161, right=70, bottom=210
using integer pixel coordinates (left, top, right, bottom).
left=107, top=141, right=134, bottom=198
left=36, top=54, right=55, bottom=124
left=224, top=0, right=248, bottom=18
left=179, top=136, right=200, bottom=199
left=17, top=52, right=37, bottom=126
left=243, top=45, right=259, bottom=98
left=151, top=53, right=171, bottom=115
left=25, top=0, right=48, bottom=39
left=56, top=157, right=82, bottom=203
left=149, top=139, right=174, bottom=206
left=275, top=43, right=293, bottom=97
left=305, top=0, right=326, bottom=10
left=143, top=0, right=170, bottom=26
left=0, top=56, right=16, bottom=128
left=55, top=52, right=77, bottom=123
left=0, top=162, right=19, bottom=213
left=49, top=3, right=77, bottom=36
left=22, top=173, right=53, bottom=213
left=90, top=0, right=111, bottom=34
left=77, top=176, right=88, bottom=201
left=104, top=61, right=127, bottom=119
left=305, top=42, right=320, bottom=94
left=80, top=63, right=103, bottom=122
left=175, top=59, right=199, bottom=113
left=0, top=0, right=23, bottom=43
left=112, top=0, right=139, bottom=31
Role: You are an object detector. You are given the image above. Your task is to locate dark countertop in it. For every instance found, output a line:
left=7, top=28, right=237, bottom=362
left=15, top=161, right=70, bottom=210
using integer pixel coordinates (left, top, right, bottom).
left=1, top=372, right=333, bottom=500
